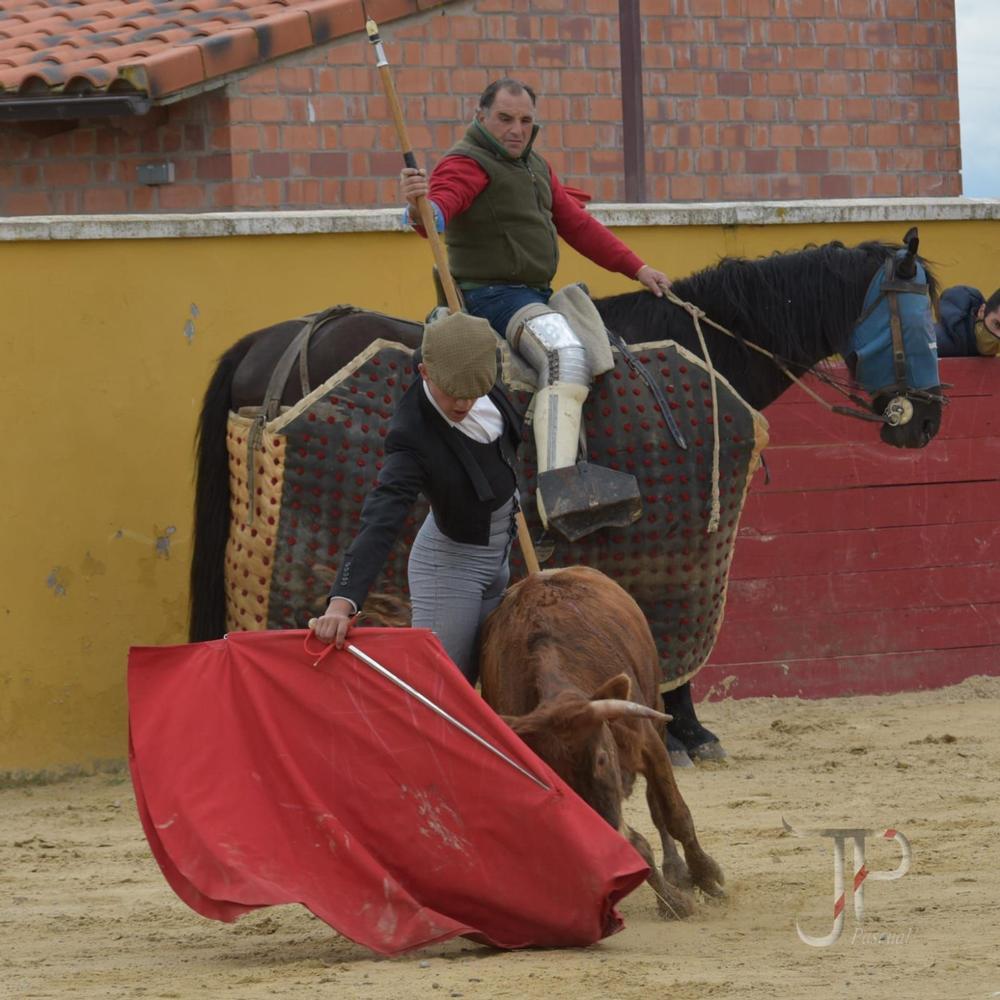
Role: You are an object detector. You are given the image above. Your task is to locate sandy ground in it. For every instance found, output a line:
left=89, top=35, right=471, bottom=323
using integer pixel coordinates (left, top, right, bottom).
left=3, top=677, right=1000, bottom=1000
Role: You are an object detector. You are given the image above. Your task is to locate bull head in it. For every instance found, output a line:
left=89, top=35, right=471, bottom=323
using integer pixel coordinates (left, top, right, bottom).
left=506, top=673, right=670, bottom=830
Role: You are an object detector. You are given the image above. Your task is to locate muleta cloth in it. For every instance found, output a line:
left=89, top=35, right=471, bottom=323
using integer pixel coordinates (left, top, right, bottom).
left=127, top=627, right=649, bottom=955
left=421, top=310, right=498, bottom=399
left=225, top=333, right=767, bottom=690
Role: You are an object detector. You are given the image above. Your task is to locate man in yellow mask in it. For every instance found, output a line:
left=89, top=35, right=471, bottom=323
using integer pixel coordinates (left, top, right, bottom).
left=935, top=285, right=1000, bottom=357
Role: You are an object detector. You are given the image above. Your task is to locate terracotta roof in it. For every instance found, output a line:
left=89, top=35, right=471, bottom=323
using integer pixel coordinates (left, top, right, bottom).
left=0, top=0, right=445, bottom=103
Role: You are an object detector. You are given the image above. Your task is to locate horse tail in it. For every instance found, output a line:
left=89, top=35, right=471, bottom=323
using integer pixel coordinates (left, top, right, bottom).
left=188, top=331, right=260, bottom=641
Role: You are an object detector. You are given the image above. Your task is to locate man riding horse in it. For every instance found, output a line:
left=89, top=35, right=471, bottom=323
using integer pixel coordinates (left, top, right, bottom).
left=401, top=76, right=671, bottom=541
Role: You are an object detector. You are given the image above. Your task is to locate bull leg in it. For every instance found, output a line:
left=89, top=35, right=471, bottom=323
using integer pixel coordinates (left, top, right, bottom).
left=641, top=721, right=725, bottom=898
left=622, top=824, right=695, bottom=920
left=645, top=792, right=690, bottom=890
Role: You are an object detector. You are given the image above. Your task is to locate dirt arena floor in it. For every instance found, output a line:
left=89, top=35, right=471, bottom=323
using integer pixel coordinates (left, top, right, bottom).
left=3, top=676, right=999, bottom=1000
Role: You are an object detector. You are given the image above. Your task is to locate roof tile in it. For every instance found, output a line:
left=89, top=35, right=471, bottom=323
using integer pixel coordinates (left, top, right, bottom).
left=196, top=23, right=257, bottom=77
left=297, top=0, right=360, bottom=44
left=120, top=42, right=204, bottom=97
left=0, top=0, right=433, bottom=102
left=2, top=15, right=72, bottom=38
left=249, top=8, right=310, bottom=61
left=147, top=26, right=202, bottom=44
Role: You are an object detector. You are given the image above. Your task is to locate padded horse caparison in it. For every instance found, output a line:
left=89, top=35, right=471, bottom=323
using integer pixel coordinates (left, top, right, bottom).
left=244, top=305, right=363, bottom=522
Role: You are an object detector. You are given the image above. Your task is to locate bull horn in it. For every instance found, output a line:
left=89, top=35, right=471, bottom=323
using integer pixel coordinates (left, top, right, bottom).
left=591, top=699, right=672, bottom=724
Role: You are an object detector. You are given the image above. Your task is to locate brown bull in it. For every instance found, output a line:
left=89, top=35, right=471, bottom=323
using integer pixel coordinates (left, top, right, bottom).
left=479, top=565, right=724, bottom=918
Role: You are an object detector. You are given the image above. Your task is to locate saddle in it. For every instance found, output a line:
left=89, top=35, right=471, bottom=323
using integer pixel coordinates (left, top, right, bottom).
left=428, top=280, right=643, bottom=541
left=429, top=275, right=614, bottom=391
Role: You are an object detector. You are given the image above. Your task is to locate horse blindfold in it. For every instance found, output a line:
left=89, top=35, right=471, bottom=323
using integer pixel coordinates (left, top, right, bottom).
left=850, top=251, right=940, bottom=395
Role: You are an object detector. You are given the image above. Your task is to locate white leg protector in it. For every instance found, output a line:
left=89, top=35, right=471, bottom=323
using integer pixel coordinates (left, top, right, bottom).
left=505, top=304, right=642, bottom=540
left=507, top=307, right=591, bottom=528
left=507, top=307, right=591, bottom=387
left=533, top=382, right=589, bottom=474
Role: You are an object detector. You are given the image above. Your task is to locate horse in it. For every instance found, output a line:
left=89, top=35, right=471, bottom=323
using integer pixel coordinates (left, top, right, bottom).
left=188, top=235, right=943, bottom=762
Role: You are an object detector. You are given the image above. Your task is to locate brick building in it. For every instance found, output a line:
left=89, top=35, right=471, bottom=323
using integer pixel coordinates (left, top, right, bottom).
left=0, top=0, right=961, bottom=215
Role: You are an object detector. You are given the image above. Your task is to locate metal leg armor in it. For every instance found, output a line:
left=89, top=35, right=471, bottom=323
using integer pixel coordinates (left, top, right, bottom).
left=508, top=306, right=641, bottom=541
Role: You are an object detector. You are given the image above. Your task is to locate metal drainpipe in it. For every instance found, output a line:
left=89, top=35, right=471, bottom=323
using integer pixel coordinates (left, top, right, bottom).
left=618, top=0, right=647, bottom=204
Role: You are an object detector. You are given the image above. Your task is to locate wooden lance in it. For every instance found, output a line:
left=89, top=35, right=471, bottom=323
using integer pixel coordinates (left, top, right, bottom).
left=362, top=13, right=541, bottom=574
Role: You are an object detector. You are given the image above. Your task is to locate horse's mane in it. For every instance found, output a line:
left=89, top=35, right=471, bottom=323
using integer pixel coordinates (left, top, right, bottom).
left=597, top=240, right=938, bottom=368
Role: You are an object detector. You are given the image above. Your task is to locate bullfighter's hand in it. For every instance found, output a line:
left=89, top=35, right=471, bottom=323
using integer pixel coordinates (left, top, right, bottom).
left=311, top=598, right=356, bottom=648
left=400, top=167, right=428, bottom=212
left=636, top=264, right=672, bottom=297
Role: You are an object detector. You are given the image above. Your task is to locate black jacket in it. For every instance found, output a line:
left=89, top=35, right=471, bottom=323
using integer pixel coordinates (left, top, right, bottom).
left=934, top=285, right=984, bottom=357
left=330, top=378, right=523, bottom=610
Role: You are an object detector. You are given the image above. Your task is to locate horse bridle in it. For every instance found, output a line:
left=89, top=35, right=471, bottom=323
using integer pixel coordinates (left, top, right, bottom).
left=661, top=233, right=948, bottom=430
left=843, top=227, right=948, bottom=426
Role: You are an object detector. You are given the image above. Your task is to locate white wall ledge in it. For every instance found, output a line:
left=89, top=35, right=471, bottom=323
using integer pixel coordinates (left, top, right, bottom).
left=2, top=198, right=999, bottom=241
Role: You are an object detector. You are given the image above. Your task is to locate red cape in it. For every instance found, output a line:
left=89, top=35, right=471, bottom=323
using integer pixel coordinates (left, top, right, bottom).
left=127, top=628, right=649, bottom=955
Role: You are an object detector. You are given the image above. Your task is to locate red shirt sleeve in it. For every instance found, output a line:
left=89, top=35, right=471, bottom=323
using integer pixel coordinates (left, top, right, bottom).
left=409, top=156, right=489, bottom=235
left=548, top=168, right=645, bottom=279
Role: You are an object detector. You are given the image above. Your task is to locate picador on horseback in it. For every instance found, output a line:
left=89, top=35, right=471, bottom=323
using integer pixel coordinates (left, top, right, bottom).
left=189, top=63, right=946, bottom=766
left=314, top=75, right=680, bottom=700
left=401, top=76, right=671, bottom=541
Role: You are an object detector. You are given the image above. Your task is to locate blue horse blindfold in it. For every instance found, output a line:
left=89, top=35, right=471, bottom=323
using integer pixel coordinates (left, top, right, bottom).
left=851, top=252, right=940, bottom=395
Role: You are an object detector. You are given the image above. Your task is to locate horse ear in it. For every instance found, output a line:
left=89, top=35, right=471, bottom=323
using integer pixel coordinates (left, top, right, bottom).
left=896, top=227, right=919, bottom=280
left=590, top=672, right=631, bottom=703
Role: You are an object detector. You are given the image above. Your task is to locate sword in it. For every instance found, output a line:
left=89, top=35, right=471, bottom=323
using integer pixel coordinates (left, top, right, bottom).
left=307, top=623, right=550, bottom=791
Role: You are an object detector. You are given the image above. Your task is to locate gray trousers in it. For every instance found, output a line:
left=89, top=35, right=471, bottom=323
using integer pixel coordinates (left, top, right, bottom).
left=407, top=497, right=517, bottom=684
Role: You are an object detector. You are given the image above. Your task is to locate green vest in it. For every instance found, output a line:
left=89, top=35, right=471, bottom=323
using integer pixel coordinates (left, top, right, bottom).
left=442, top=121, right=559, bottom=287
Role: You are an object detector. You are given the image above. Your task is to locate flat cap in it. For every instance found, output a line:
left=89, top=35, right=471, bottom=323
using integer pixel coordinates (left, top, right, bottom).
left=421, top=311, right=498, bottom=399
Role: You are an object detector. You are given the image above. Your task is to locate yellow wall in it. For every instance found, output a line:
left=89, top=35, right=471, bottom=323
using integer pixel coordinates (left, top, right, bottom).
left=3, top=217, right=998, bottom=773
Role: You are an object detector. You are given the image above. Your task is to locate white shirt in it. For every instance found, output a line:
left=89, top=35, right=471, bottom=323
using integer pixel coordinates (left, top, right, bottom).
left=422, top=381, right=503, bottom=443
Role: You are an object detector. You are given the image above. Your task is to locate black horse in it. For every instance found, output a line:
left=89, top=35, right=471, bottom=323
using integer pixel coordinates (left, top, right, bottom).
left=189, top=237, right=943, bottom=763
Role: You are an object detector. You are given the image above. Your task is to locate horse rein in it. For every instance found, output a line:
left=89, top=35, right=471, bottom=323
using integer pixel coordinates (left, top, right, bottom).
left=609, top=286, right=843, bottom=536
left=661, top=286, right=946, bottom=428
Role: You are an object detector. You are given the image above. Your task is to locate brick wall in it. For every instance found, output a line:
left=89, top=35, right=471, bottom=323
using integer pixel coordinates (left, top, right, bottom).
left=0, top=0, right=961, bottom=215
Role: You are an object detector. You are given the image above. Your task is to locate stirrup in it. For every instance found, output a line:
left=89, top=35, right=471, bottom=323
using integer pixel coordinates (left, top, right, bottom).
left=536, top=462, right=642, bottom=542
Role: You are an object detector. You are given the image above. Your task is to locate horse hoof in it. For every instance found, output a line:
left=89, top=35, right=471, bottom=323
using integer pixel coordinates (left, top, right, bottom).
left=687, top=739, right=728, bottom=762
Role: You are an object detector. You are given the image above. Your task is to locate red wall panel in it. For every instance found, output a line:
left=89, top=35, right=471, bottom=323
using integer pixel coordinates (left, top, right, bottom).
left=699, top=358, right=1000, bottom=700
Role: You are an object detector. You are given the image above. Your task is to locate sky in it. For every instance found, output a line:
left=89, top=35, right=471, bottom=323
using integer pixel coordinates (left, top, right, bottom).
left=956, top=0, right=1000, bottom=197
